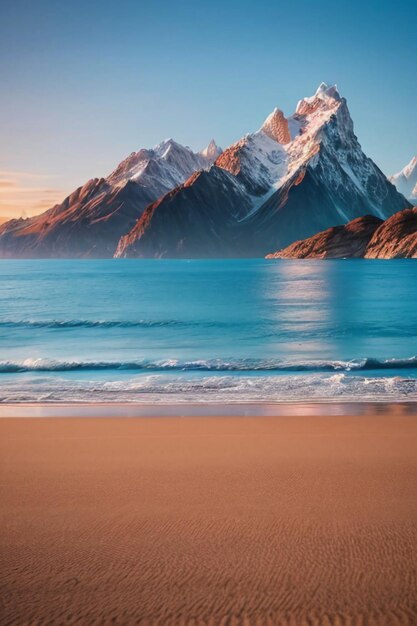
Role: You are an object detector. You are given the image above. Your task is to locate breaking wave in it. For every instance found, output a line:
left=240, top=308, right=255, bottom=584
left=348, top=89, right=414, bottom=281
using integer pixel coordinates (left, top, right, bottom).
left=1, top=356, right=417, bottom=373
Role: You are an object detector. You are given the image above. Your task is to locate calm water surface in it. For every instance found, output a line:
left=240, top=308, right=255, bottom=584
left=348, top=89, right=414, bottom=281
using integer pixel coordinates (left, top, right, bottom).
left=0, top=259, right=417, bottom=403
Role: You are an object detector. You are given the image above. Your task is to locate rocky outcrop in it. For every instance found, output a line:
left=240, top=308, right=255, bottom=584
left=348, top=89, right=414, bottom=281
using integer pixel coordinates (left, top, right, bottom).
left=365, top=207, right=417, bottom=258
left=266, top=208, right=417, bottom=259
left=266, top=215, right=383, bottom=259
left=261, top=108, right=291, bottom=144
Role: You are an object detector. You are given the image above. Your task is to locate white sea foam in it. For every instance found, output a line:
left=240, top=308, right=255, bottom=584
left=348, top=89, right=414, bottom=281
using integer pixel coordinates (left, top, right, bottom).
left=1, top=373, right=417, bottom=404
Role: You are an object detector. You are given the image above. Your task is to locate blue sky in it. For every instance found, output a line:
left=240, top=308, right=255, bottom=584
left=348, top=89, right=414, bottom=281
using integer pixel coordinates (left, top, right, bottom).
left=0, top=0, right=416, bottom=218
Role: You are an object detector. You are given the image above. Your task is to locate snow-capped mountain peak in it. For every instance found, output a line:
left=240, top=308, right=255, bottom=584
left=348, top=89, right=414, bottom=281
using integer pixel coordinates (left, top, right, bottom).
left=154, top=138, right=177, bottom=157
left=315, top=82, right=340, bottom=99
left=402, top=156, right=417, bottom=178
left=200, top=139, right=222, bottom=160
left=216, top=82, right=347, bottom=197
left=107, top=138, right=212, bottom=187
left=390, top=156, right=417, bottom=200
left=295, top=82, right=341, bottom=115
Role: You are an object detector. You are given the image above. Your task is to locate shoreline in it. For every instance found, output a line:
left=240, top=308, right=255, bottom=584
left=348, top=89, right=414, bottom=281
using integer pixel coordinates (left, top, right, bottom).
left=1, top=399, right=417, bottom=418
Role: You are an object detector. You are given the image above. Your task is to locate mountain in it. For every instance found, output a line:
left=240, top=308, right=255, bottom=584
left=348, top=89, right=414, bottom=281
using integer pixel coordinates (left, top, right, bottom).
left=116, top=83, right=410, bottom=258
left=266, top=207, right=417, bottom=259
left=0, top=139, right=220, bottom=258
left=390, top=156, right=417, bottom=202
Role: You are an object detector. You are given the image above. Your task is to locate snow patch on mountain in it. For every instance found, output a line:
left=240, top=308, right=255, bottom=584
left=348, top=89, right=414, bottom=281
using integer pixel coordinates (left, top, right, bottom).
left=200, top=139, right=222, bottom=160
left=390, top=156, right=417, bottom=200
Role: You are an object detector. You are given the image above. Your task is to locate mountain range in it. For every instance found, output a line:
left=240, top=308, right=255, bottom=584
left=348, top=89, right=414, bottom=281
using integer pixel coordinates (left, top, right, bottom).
left=0, top=140, right=221, bottom=258
left=0, top=83, right=411, bottom=258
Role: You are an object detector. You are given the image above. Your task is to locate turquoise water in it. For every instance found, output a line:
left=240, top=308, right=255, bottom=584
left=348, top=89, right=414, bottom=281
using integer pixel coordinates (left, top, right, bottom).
left=1, top=259, right=417, bottom=403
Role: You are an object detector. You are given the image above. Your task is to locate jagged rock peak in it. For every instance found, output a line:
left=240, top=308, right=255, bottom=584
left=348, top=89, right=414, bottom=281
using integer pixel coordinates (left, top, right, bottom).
left=391, top=155, right=417, bottom=180
left=261, top=108, right=291, bottom=144
left=315, top=82, right=341, bottom=100
left=200, top=139, right=222, bottom=161
left=390, top=155, right=417, bottom=200
left=153, top=138, right=184, bottom=156
left=295, top=82, right=341, bottom=115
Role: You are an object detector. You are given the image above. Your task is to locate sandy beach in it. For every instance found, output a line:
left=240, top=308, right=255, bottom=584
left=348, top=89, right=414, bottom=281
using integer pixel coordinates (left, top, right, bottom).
left=1, top=407, right=417, bottom=625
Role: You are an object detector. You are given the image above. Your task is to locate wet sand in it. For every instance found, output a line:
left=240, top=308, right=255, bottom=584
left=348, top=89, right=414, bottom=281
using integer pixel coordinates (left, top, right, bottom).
left=1, top=408, right=417, bottom=625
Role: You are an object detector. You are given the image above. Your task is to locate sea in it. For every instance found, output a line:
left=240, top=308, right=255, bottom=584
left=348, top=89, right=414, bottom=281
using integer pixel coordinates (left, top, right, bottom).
left=1, top=258, right=417, bottom=404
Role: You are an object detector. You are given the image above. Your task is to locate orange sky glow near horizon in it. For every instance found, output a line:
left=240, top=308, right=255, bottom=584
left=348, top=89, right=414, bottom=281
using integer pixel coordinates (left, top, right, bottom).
left=0, top=170, right=67, bottom=221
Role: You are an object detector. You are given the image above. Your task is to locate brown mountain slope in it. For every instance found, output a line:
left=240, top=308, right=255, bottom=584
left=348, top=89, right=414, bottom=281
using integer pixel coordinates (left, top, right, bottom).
left=266, top=208, right=417, bottom=259
left=365, top=207, right=417, bottom=258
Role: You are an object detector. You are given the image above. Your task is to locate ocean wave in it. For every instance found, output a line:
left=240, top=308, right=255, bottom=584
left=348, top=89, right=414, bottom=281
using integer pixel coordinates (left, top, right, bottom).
left=1, top=373, right=417, bottom=403
left=1, top=356, right=417, bottom=374
left=2, top=319, right=417, bottom=339
left=0, top=319, right=191, bottom=329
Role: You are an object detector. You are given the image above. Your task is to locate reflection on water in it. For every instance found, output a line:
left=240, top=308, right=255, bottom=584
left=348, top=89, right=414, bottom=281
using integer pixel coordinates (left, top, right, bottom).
left=267, top=261, right=331, bottom=309
left=264, top=262, right=337, bottom=357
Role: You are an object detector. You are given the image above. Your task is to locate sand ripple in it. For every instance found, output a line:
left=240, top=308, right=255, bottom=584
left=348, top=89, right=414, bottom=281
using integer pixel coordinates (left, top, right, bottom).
left=1, top=414, right=416, bottom=625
